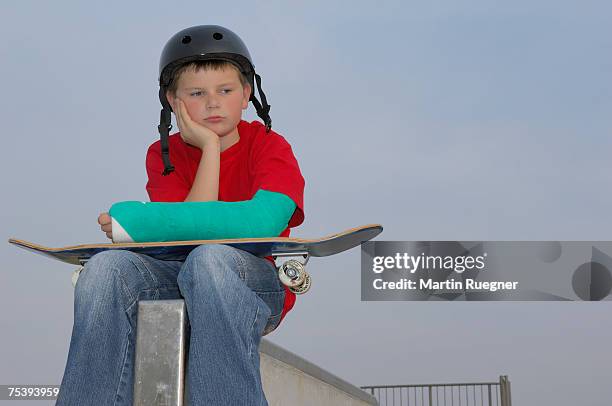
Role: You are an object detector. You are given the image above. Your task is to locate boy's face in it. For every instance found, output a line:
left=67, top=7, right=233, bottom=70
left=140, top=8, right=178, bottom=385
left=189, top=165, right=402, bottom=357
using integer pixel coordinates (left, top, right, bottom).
left=166, top=66, right=251, bottom=139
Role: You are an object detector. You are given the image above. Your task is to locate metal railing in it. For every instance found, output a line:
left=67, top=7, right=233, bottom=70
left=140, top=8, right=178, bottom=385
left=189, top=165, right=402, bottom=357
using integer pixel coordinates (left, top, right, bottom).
left=361, top=375, right=511, bottom=406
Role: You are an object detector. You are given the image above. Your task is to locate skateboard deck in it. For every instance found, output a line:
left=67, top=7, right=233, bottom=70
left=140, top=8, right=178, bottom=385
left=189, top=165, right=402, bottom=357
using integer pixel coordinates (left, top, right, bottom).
left=9, top=224, right=382, bottom=294
left=9, top=224, right=383, bottom=266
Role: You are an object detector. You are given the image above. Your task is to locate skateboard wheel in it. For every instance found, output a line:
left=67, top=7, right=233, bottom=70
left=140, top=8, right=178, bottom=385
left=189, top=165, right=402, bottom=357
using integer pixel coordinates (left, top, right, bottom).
left=278, top=259, right=306, bottom=288
left=289, top=272, right=311, bottom=295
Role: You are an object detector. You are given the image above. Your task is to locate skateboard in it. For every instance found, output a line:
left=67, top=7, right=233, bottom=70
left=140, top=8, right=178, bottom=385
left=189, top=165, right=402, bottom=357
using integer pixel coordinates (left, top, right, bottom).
left=9, top=224, right=383, bottom=294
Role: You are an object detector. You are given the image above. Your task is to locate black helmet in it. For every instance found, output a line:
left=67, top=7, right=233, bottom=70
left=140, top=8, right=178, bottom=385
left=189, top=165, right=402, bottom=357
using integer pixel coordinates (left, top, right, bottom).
left=157, top=25, right=272, bottom=175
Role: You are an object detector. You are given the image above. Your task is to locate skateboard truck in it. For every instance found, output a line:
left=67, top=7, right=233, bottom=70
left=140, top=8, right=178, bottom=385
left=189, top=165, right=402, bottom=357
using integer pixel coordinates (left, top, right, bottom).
left=273, top=252, right=311, bottom=295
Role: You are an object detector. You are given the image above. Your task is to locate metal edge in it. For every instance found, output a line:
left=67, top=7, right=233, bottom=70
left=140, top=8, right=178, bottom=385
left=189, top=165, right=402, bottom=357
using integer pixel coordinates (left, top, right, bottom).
left=260, top=339, right=378, bottom=405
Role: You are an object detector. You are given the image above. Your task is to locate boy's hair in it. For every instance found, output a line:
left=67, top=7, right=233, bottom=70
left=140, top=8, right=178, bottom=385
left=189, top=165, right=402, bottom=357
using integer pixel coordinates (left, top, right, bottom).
left=166, top=60, right=250, bottom=96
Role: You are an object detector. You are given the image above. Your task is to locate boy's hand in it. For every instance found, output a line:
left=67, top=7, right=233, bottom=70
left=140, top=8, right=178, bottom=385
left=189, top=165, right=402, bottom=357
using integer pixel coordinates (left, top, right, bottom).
left=98, top=212, right=113, bottom=240
left=174, top=98, right=220, bottom=150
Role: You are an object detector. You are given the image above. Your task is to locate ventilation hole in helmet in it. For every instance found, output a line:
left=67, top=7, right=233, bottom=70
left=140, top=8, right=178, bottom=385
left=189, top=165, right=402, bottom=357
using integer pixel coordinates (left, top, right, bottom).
left=181, top=36, right=192, bottom=44
left=213, top=32, right=223, bottom=40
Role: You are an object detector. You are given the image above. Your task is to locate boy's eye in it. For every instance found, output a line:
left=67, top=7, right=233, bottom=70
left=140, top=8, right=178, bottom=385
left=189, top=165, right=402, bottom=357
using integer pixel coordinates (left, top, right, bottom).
left=189, top=89, right=231, bottom=96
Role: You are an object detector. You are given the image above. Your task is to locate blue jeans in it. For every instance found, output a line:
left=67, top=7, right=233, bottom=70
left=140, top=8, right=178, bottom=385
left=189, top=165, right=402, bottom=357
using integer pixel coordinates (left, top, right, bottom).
left=56, top=244, right=285, bottom=406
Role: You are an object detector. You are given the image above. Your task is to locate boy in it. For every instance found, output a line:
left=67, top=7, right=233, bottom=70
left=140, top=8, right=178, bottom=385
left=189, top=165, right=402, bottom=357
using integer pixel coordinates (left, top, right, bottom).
left=56, top=25, right=305, bottom=406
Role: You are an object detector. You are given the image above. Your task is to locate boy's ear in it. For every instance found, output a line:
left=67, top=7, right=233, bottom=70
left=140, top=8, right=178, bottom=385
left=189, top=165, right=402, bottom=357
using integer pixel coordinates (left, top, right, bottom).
left=242, top=83, right=251, bottom=109
left=165, top=90, right=176, bottom=110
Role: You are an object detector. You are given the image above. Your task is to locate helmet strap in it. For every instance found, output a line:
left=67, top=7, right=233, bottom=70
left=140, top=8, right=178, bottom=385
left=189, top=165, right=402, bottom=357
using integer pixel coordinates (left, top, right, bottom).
left=250, top=73, right=272, bottom=132
left=158, top=87, right=175, bottom=175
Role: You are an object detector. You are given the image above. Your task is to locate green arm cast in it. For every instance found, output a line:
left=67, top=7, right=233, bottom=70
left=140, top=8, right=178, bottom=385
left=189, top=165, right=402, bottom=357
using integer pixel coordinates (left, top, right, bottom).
left=108, top=189, right=296, bottom=243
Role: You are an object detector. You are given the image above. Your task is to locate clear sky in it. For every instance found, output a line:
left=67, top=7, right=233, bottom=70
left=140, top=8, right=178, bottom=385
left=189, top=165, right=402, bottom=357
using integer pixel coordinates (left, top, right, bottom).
left=2, top=1, right=611, bottom=405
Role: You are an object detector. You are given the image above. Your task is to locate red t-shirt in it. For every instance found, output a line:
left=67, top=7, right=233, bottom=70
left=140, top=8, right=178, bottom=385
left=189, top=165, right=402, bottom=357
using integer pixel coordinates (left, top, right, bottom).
left=145, top=119, right=305, bottom=324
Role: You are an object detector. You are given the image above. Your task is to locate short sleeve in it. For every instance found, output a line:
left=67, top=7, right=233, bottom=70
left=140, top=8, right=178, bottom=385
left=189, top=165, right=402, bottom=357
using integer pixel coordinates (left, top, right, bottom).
left=145, top=142, right=190, bottom=203
left=250, top=133, right=305, bottom=228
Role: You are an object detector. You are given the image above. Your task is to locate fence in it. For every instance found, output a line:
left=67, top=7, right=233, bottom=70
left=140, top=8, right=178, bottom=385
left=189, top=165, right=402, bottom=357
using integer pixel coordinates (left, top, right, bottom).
left=361, top=375, right=511, bottom=406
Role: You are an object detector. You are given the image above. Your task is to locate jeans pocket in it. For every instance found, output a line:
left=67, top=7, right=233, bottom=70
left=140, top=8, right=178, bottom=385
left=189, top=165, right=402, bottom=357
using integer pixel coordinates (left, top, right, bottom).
left=256, top=289, right=285, bottom=336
